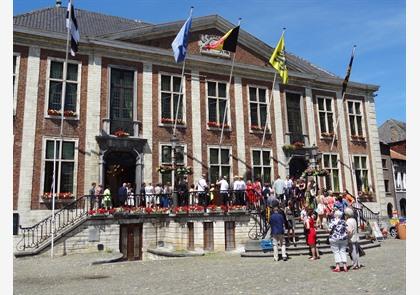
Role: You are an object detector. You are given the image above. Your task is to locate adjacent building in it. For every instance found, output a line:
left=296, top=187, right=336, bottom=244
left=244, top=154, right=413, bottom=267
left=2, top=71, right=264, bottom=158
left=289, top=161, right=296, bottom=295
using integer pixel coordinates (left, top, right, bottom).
left=13, top=4, right=387, bottom=227
left=379, top=119, right=406, bottom=217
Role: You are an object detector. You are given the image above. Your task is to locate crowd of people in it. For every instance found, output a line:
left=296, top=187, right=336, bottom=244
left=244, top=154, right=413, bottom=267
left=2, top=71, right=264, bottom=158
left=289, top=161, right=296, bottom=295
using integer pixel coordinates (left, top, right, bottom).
left=88, top=174, right=365, bottom=271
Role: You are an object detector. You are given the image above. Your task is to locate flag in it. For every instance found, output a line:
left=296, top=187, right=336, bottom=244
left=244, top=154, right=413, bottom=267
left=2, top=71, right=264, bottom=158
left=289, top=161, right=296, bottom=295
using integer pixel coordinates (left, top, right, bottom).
left=269, top=32, right=288, bottom=84
left=341, top=47, right=356, bottom=96
left=171, top=15, right=193, bottom=63
left=66, top=1, right=80, bottom=56
left=203, top=26, right=240, bottom=53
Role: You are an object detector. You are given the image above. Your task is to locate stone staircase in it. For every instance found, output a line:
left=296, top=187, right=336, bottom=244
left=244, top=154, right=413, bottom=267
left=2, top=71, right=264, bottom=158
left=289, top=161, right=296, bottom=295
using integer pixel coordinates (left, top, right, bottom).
left=241, top=217, right=381, bottom=258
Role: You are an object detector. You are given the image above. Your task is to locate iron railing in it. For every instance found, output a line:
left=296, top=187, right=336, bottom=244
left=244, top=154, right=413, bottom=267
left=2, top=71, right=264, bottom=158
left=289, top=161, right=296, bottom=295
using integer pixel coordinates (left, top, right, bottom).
left=16, top=195, right=89, bottom=251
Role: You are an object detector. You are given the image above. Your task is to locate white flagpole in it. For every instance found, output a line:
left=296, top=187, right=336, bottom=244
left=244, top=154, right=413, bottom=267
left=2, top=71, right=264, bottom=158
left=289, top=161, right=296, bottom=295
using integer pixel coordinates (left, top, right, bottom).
left=172, top=7, right=193, bottom=205
left=329, top=45, right=356, bottom=152
left=51, top=0, right=72, bottom=258
left=172, top=6, right=193, bottom=136
left=219, top=18, right=242, bottom=147
left=260, top=28, right=285, bottom=182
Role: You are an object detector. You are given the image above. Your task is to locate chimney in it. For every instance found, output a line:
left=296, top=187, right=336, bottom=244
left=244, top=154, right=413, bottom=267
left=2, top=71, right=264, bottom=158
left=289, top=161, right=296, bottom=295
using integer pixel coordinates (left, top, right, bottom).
left=55, top=0, right=62, bottom=7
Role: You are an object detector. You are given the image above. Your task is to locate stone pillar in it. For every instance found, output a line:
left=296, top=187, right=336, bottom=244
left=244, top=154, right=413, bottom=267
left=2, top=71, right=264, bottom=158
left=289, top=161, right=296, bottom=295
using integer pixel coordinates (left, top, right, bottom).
left=99, top=151, right=106, bottom=186
left=191, top=70, right=202, bottom=183
left=135, top=153, right=144, bottom=195
left=234, top=76, right=246, bottom=177
left=273, top=82, right=286, bottom=178
left=18, top=46, right=40, bottom=218
left=305, top=87, right=317, bottom=146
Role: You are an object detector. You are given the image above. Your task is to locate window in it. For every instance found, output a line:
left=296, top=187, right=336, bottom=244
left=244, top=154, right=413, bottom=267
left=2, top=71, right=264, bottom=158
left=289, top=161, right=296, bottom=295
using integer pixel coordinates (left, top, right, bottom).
left=384, top=180, right=390, bottom=193
left=249, top=86, right=268, bottom=130
left=353, top=155, right=369, bottom=193
left=160, top=74, right=184, bottom=124
left=317, top=97, right=334, bottom=135
left=323, top=153, right=340, bottom=192
left=286, top=92, right=304, bottom=144
left=160, top=144, right=185, bottom=185
left=207, top=81, right=228, bottom=128
left=208, top=147, right=231, bottom=184
left=47, top=60, right=79, bottom=116
left=43, top=139, right=76, bottom=195
left=13, top=53, right=20, bottom=116
left=382, top=159, right=387, bottom=169
left=252, top=149, right=271, bottom=183
left=110, top=68, right=134, bottom=134
left=347, top=101, right=364, bottom=137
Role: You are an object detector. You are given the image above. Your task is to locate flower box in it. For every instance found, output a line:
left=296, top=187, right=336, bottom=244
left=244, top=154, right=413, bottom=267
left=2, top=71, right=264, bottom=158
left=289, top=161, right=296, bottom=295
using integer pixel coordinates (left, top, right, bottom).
left=157, top=165, right=173, bottom=174
left=113, top=129, right=130, bottom=137
left=351, top=135, right=366, bottom=142
left=292, top=141, right=305, bottom=149
left=161, top=118, right=185, bottom=125
left=47, top=109, right=77, bottom=117
left=207, top=121, right=229, bottom=129
left=321, top=132, right=334, bottom=138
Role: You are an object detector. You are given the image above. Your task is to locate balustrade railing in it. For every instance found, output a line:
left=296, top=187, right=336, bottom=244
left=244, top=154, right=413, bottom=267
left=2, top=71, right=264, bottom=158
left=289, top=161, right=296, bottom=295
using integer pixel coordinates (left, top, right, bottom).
left=16, top=195, right=89, bottom=252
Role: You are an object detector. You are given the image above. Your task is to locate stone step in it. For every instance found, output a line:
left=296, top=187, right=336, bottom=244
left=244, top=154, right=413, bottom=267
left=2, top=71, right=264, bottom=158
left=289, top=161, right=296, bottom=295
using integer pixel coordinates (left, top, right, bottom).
left=241, top=242, right=381, bottom=257
left=244, top=238, right=373, bottom=252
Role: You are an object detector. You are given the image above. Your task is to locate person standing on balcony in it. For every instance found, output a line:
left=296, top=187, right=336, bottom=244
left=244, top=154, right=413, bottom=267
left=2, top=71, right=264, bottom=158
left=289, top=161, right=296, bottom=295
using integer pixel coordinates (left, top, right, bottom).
left=237, top=176, right=246, bottom=205
left=197, top=174, right=208, bottom=207
left=217, top=176, right=230, bottom=207
left=102, top=186, right=112, bottom=210
left=253, top=178, right=262, bottom=209
left=88, top=182, right=96, bottom=210
left=95, top=184, right=103, bottom=209
left=145, top=182, right=154, bottom=208
left=273, top=175, right=285, bottom=205
left=117, top=183, right=128, bottom=207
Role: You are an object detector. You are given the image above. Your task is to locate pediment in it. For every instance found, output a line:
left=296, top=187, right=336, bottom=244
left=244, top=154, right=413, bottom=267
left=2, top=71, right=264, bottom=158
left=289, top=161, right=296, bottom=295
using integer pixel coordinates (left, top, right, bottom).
left=102, top=15, right=337, bottom=78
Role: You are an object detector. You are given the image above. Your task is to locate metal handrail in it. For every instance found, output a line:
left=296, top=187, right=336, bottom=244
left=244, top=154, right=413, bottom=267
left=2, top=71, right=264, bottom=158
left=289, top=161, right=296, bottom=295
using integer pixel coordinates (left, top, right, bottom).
left=16, top=195, right=89, bottom=251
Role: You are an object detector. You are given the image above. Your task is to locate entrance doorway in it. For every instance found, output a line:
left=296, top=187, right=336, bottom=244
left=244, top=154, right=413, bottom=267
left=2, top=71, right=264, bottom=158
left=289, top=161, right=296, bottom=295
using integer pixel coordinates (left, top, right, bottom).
left=400, top=198, right=406, bottom=217
left=120, top=223, right=143, bottom=260
left=288, top=157, right=307, bottom=179
left=105, top=151, right=136, bottom=205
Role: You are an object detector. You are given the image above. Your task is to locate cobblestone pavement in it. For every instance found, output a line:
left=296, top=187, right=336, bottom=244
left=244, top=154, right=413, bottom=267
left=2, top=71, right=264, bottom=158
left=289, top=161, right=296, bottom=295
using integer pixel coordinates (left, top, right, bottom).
left=14, top=239, right=405, bottom=295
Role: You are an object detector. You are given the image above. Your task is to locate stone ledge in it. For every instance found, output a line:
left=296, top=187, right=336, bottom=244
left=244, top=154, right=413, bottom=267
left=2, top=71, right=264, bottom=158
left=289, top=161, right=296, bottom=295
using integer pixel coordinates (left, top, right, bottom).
left=147, top=248, right=205, bottom=257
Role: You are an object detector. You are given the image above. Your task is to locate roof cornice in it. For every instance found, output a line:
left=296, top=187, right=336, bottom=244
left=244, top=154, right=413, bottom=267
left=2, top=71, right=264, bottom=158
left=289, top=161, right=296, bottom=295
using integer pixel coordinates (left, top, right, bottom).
left=13, top=25, right=379, bottom=93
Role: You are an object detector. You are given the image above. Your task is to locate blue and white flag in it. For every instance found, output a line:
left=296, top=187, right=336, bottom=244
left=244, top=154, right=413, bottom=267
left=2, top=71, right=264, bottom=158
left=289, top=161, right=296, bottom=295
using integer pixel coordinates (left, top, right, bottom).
left=66, top=0, right=80, bottom=56
left=171, top=15, right=192, bottom=63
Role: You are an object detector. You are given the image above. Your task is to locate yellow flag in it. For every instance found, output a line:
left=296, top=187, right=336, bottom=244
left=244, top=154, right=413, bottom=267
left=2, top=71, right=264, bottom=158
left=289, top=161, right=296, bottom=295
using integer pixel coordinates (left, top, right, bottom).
left=269, top=32, right=288, bottom=84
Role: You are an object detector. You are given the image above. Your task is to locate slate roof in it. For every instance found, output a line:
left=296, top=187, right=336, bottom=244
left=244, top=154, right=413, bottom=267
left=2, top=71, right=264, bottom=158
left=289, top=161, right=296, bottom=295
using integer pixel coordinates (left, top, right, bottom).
left=13, top=6, right=150, bottom=37
left=378, top=119, right=406, bottom=144
left=12, top=7, right=372, bottom=86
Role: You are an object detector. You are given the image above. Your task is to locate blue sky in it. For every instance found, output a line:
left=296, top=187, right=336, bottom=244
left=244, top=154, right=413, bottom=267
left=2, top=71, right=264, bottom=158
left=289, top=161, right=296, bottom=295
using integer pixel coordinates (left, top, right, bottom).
left=13, top=0, right=406, bottom=125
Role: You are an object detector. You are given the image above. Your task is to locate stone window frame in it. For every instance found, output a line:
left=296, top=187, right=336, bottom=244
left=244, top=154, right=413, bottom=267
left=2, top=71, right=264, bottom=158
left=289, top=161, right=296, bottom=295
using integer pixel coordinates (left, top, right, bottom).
left=346, top=100, right=366, bottom=138
left=107, top=65, right=138, bottom=132
left=205, top=79, right=230, bottom=129
left=158, top=72, right=186, bottom=126
left=352, top=154, right=371, bottom=194
left=322, top=153, right=342, bottom=192
left=44, top=57, right=82, bottom=120
left=158, top=142, right=187, bottom=185
left=250, top=148, right=273, bottom=183
left=247, top=84, right=271, bottom=133
left=13, top=52, right=20, bottom=117
left=39, top=136, right=79, bottom=200
left=316, top=95, right=335, bottom=137
left=207, top=145, right=232, bottom=184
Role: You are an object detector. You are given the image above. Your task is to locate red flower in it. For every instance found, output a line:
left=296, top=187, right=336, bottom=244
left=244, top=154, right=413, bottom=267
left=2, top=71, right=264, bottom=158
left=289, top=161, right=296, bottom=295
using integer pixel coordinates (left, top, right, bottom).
left=145, top=207, right=153, bottom=214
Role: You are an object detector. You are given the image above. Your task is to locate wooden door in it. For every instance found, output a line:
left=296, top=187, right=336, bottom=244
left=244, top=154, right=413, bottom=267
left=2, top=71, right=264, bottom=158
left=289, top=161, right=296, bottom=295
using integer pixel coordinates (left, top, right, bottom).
left=120, top=223, right=143, bottom=261
left=225, top=221, right=235, bottom=251
left=203, top=222, right=214, bottom=251
left=187, top=222, right=194, bottom=250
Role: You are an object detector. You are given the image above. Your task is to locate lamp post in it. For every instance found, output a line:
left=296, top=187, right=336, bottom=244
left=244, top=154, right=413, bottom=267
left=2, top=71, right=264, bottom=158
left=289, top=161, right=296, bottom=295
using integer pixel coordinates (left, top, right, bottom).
left=170, top=135, right=179, bottom=208
left=308, top=146, right=320, bottom=194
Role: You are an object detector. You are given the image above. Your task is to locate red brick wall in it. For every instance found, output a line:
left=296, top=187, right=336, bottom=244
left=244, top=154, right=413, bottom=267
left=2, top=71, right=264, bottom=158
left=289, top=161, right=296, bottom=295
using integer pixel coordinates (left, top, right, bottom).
left=31, top=49, right=88, bottom=209
left=389, top=141, right=406, bottom=155
left=13, top=45, right=29, bottom=210
left=198, top=71, right=238, bottom=179
left=242, top=78, right=278, bottom=179
left=151, top=65, right=193, bottom=185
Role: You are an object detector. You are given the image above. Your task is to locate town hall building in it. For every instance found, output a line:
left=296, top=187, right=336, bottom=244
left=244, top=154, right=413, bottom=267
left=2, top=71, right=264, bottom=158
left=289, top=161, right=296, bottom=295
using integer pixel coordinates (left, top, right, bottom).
left=13, top=4, right=386, bottom=228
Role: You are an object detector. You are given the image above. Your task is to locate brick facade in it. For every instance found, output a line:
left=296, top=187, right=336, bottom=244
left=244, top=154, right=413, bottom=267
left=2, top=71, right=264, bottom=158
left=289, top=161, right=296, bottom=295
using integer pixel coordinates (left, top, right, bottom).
left=13, top=12, right=385, bottom=224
